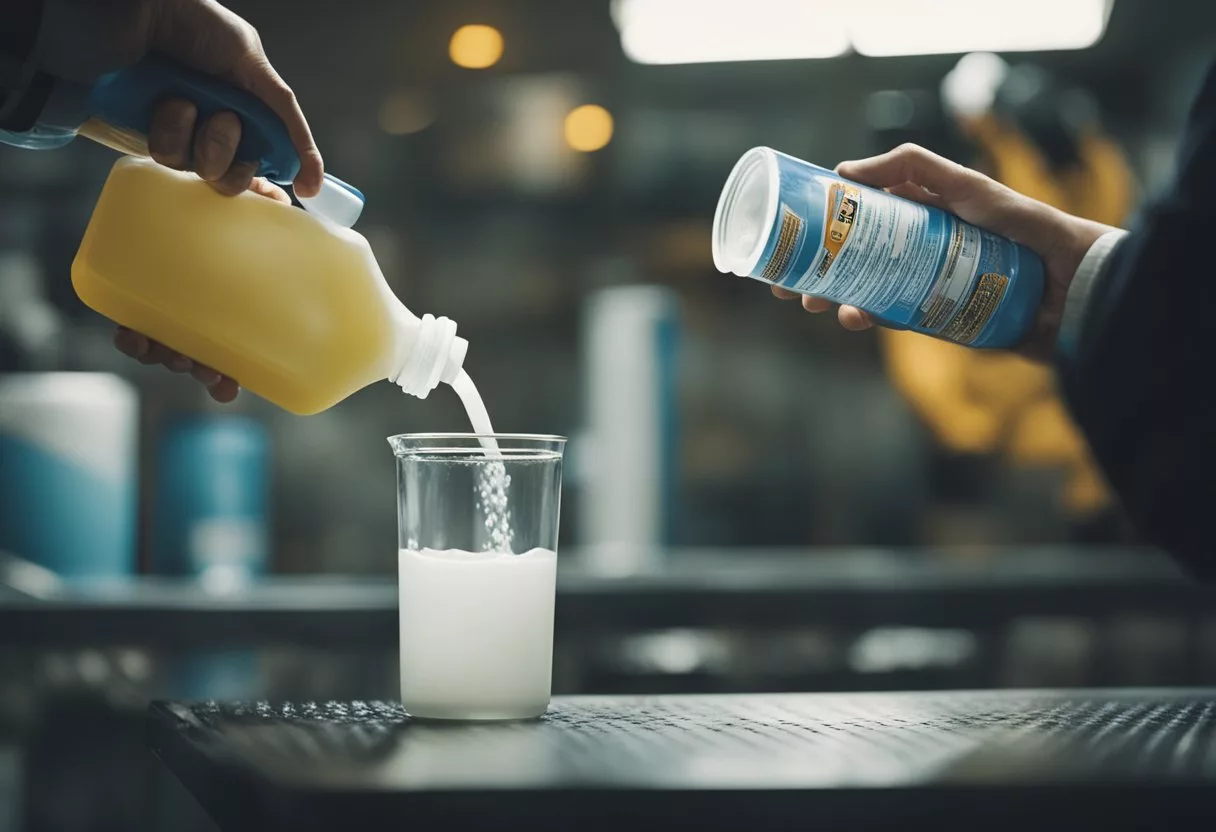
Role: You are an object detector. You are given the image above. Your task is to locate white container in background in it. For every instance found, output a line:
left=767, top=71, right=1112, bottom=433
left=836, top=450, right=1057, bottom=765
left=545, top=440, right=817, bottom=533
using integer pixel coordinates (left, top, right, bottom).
left=579, top=285, right=680, bottom=574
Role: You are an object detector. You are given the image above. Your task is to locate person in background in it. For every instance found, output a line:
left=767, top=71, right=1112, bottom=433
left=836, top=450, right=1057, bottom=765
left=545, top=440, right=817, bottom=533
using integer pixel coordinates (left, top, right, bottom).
left=776, top=63, right=1216, bottom=575
left=876, top=59, right=1136, bottom=538
left=0, top=0, right=321, bottom=402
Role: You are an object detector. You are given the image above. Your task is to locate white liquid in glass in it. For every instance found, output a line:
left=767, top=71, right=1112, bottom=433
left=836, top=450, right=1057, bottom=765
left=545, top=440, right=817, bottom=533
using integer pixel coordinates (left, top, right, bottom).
left=398, top=547, right=557, bottom=720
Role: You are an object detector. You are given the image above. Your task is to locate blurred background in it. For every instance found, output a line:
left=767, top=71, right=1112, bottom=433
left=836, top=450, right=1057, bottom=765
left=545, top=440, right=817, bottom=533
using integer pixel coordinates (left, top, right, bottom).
left=3, top=0, right=1216, bottom=828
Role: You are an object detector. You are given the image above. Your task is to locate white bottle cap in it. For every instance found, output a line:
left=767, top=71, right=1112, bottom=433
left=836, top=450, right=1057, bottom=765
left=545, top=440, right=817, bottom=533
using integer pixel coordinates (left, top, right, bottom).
left=298, top=173, right=365, bottom=228
left=712, top=147, right=779, bottom=277
left=392, top=314, right=469, bottom=398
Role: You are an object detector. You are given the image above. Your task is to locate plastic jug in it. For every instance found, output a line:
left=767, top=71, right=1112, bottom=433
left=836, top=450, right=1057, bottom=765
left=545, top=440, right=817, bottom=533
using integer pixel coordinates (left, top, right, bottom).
left=0, top=54, right=466, bottom=414
left=73, top=157, right=465, bottom=415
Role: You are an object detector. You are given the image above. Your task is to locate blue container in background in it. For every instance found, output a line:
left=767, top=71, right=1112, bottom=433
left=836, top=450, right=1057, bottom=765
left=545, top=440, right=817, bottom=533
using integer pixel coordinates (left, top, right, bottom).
left=153, top=416, right=270, bottom=585
left=0, top=373, right=137, bottom=580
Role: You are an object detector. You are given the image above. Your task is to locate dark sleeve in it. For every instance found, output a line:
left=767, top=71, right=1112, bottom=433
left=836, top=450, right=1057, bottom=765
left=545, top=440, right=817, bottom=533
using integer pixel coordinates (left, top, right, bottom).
left=0, top=0, right=48, bottom=130
left=1058, top=60, right=1216, bottom=578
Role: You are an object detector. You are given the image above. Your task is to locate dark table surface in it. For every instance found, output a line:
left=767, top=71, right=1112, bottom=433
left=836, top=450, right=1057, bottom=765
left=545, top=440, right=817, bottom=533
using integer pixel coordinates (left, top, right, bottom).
left=151, top=688, right=1216, bottom=831
left=6, top=547, right=1213, bottom=647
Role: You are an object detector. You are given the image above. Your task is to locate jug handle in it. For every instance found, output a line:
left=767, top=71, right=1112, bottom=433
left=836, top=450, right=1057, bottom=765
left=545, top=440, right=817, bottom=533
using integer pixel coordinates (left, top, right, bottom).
left=86, top=53, right=301, bottom=184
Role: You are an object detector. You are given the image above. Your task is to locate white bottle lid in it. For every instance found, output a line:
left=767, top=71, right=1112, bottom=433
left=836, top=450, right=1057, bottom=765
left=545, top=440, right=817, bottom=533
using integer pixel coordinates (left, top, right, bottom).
left=298, top=173, right=365, bottom=228
left=712, top=147, right=779, bottom=277
left=392, top=314, right=469, bottom=398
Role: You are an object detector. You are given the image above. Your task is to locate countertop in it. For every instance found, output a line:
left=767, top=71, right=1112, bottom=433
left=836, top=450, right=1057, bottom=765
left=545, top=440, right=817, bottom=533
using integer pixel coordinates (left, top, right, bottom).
left=149, top=688, right=1216, bottom=831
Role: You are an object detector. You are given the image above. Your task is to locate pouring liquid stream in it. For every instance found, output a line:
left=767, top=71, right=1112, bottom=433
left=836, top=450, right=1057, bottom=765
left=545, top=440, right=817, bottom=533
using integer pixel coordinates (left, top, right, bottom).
left=450, top=370, right=513, bottom=552
left=451, top=369, right=497, bottom=448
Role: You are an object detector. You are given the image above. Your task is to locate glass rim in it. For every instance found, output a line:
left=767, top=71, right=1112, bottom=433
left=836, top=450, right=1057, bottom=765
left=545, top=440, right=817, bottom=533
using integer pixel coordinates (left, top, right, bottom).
left=387, top=432, right=567, bottom=460
left=387, top=432, right=567, bottom=443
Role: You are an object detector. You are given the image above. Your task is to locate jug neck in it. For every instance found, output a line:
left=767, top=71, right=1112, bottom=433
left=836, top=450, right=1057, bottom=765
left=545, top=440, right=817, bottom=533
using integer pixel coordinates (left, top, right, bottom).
left=389, top=310, right=468, bottom=398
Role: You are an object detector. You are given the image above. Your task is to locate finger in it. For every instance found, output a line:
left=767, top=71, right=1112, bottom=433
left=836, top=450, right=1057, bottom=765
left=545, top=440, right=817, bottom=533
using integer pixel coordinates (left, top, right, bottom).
left=150, top=0, right=323, bottom=194
left=887, top=181, right=950, bottom=211
left=193, top=110, right=243, bottom=183
left=802, top=295, right=833, bottom=313
left=235, top=58, right=324, bottom=197
left=771, top=285, right=799, bottom=300
left=247, top=176, right=293, bottom=205
left=207, top=377, right=241, bottom=404
left=165, top=353, right=194, bottom=373
left=840, top=144, right=1061, bottom=250
left=191, top=364, right=222, bottom=386
left=211, top=160, right=259, bottom=196
left=839, top=305, right=875, bottom=331
left=139, top=341, right=174, bottom=366
left=836, top=143, right=979, bottom=201
left=148, top=98, right=198, bottom=169
left=114, top=327, right=149, bottom=359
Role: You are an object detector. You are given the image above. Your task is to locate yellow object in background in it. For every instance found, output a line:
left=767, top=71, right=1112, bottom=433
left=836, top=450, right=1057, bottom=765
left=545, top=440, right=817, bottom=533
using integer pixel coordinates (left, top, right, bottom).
left=565, top=104, right=615, bottom=152
left=449, top=25, right=505, bottom=70
left=880, top=113, right=1135, bottom=517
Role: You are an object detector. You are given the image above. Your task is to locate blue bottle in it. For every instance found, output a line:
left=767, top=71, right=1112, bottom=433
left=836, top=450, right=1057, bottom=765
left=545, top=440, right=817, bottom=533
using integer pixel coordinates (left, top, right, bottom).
left=0, top=54, right=363, bottom=226
left=153, top=416, right=269, bottom=702
left=152, top=416, right=269, bottom=585
left=712, top=147, right=1044, bottom=349
left=0, top=373, right=137, bottom=581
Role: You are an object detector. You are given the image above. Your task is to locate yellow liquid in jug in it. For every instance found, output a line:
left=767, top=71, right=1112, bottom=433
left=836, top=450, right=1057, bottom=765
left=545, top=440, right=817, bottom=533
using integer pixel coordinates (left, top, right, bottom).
left=73, top=158, right=401, bottom=415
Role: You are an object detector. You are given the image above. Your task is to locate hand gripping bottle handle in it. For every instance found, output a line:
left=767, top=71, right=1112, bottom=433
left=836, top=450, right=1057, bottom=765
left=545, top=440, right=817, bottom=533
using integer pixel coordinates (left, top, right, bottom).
left=0, top=54, right=366, bottom=227
left=89, top=54, right=301, bottom=182
left=87, top=55, right=364, bottom=226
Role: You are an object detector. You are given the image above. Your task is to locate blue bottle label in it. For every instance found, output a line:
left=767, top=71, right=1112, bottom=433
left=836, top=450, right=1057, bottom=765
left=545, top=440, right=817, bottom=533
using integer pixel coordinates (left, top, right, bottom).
left=752, top=150, right=1042, bottom=348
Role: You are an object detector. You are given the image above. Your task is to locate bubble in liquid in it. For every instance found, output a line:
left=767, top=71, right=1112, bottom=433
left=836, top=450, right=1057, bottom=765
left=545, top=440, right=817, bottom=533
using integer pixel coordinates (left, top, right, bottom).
left=477, top=459, right=514, bottom=553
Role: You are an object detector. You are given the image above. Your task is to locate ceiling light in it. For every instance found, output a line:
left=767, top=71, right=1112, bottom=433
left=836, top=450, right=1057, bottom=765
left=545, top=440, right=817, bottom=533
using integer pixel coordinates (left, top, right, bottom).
left=613, top=0, right=1114, bottom=64
left=564, top=105, right=615, bottom=152
left=449, top=24, right=504, bottom=69
left=612, top=0, right=849, bottom=65
left=851, top=0, right=1113, bottom=57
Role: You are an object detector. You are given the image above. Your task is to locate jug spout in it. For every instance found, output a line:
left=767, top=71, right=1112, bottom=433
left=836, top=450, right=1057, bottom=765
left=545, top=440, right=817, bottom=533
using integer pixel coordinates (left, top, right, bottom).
left=388, top=312, right=469, bottom=399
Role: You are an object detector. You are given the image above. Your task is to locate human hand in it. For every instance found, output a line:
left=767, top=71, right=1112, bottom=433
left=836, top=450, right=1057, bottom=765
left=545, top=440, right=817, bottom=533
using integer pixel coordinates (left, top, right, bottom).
left=39, top=0, right=323, bottom=195
left=771, top=144, right=1113, bottom=360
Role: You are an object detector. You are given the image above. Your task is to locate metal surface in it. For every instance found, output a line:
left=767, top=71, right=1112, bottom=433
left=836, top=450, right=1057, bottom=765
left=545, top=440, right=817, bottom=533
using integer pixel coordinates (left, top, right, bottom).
left=150, top=690, right=1216, bottom=831
left=2, top=547, right=1210, bottom=647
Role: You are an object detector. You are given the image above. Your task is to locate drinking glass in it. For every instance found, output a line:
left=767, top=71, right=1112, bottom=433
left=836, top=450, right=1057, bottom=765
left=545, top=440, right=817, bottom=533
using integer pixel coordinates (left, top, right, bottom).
left=387, top=433, right=565, bottom=720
